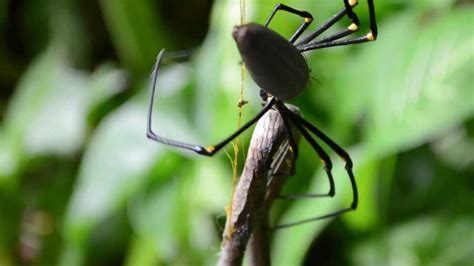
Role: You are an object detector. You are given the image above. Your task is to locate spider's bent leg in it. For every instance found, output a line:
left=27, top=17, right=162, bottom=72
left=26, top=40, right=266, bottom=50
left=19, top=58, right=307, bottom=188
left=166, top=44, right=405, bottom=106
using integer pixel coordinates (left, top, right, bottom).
left=147, top=54, right=276, bottom=156
left=269, top=105, right=357, bottom=230
left=264, top=3, right=313, bottom=43
left=147, top=49, right=200, bottom=153
left=270, top=122, right=352, bottom=230
left=274, top=102, right=299, bottom=161
left=283, top=108, right=358, bottom=210
left=305, top=0, right=362, bottom=45
left=267, top=104, right=301, bottom=178
left=271, top=207, right=353, bottom=230
left=297, top=0, right=378, bottom=51
left=295, top=0, right=360, bottom=46
left=275, top=102, right=336, bottom=199
left=268, top=140, right=295, bottom=177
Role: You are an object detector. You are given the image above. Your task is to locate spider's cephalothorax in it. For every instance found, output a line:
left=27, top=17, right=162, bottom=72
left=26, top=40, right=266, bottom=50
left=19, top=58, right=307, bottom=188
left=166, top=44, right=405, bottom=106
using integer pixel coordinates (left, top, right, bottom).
left=147, top=0, right=378, bottom=229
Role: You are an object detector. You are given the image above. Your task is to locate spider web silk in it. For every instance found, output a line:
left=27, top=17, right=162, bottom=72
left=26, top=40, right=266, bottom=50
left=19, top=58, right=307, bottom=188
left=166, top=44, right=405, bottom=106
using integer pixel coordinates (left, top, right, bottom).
left=227, top=0, right=247, bottom=239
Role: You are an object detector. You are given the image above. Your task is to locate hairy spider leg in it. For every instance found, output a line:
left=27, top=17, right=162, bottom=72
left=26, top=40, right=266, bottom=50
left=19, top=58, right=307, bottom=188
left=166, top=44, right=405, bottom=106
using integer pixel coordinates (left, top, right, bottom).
left=147, top=50, right=278, bottom=156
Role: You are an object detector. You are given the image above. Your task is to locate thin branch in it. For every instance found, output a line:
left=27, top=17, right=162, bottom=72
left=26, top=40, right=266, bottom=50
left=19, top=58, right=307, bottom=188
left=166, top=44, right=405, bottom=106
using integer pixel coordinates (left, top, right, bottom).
left=218, top=105, right=300, bottom=266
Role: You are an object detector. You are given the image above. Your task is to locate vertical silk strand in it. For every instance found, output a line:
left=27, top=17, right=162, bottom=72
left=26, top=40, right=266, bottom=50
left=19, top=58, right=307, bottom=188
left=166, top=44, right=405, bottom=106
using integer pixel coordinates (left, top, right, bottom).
left=227, top=0, right=247, bottom=239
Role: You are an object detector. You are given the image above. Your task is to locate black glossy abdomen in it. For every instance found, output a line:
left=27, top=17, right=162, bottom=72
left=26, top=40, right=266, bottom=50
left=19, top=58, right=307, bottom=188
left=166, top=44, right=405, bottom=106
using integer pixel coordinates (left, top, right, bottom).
left=233, top=23, right=309, bottom=100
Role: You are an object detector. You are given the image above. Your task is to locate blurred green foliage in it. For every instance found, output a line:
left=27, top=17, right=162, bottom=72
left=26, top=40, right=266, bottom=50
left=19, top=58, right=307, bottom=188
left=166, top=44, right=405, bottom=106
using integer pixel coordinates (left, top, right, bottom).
left=0, top=0, right=473, bottom=265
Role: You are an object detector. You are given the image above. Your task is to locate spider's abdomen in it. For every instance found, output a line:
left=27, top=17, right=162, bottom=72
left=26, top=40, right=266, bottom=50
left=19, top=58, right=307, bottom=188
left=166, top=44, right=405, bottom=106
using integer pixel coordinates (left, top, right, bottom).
left=232, top=23, right=309, bottom=100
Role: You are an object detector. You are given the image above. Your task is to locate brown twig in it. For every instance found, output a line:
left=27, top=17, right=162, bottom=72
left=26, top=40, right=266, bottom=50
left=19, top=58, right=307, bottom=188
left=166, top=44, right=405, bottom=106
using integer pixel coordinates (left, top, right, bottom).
left=218, top=105, right=300, bottom=266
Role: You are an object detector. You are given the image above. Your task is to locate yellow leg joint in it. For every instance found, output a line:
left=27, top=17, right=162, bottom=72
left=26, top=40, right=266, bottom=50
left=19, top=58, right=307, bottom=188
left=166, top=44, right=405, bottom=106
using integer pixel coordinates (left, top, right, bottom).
left=349, top=0, right=358, bottom=7
left=206, top=146, right=215, bottom=153
left=348, top=23, right=359, bottom=31
left=367, top=32, right=376, bottom=41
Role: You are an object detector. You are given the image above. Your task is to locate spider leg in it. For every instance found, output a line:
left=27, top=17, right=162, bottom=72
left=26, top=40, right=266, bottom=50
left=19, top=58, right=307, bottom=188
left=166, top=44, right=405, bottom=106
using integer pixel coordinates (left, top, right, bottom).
left=295, top=0, right=358, bottom=46
left=270, top=104, right=358, bottom=230
left=272, top=207, right=353, bottom=230
left=307, top=0, right=361, bottom=44
left=283, top=107, right=357, bottom=209
left=274, top=103, right=299, bottom=161
left=147, top=49, right=277, bottom=156
left=264, top=3, right=313, bottom=43
left=297, top=0, right=378, bottom=51
left=275, top=102, right=336, bottom=198
left=201, top=97, right=276, bottom=156
left=269, top=140, right=295, bottom=177
left=147, top=49, right=198, bottom=152
left=267, top=105, right=301, bottom=178
left=275, top=122, right=336, bottom=200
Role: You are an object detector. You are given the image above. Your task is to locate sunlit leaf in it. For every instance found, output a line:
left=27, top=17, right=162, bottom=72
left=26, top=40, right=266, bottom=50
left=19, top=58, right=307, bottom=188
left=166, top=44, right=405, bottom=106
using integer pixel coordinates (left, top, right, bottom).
left=87, top=63, right=128, bottom=110
left=2, top=44, right=88, bottom=176
left=63, top=64, right=195, bottom=248
left=365, top=9, right=474, bottom=156
left=124, top=236, right=159, bottom=266
left=432, top=127, right=474, bottom=169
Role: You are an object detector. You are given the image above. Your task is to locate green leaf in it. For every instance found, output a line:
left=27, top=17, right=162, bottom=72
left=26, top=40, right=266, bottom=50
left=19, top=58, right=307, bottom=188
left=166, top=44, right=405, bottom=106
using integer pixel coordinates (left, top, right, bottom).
left=1, top=44, right=88, bottom=181
left=128, top=181, right=180, bottom=261
left=0, top=129, right=17, bottom=181
left=87, top=63, right=128, bottom=110
left=364, top=8, right=474, bottom=156
left=99, top=0, right=170, bottom=75
left=0, top=46, right=129, bottom=183
left=124, top=236, right=159, bottom=266
left=128, top=159, right=231, bottom=264
left=351, top=216, right=474, bottom=266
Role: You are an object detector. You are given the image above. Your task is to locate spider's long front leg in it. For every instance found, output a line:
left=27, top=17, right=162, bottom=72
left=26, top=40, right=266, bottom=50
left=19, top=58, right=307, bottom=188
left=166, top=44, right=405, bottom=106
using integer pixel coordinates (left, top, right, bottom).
left=147, top=49, right=199, bottom=152
left=264, top=3, right=313, bottom=43
left=147, top=52, right=277, bottom=156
